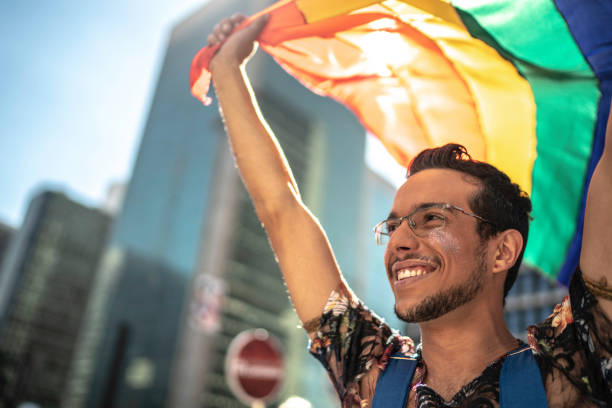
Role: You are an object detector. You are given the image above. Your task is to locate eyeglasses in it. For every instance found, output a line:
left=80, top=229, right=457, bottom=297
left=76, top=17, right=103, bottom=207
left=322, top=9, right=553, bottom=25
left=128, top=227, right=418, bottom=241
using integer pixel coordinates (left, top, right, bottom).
left=373, top=203, right=495, bottom=245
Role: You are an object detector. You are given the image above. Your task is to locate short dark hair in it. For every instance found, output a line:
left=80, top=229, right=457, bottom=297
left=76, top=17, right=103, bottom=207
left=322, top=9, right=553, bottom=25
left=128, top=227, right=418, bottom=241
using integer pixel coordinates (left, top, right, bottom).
left=407, top=143, right=532, bottom=300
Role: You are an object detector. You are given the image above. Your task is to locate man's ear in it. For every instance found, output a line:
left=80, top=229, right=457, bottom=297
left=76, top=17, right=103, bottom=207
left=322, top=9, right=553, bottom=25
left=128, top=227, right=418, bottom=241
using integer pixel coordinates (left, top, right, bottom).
left=491, top=229, right=523, bottom=275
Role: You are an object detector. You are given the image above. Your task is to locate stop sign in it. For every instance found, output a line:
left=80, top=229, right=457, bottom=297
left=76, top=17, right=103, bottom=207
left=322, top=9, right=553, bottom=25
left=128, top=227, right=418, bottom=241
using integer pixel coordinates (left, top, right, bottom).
left=225, top=329, right=285, bottom=405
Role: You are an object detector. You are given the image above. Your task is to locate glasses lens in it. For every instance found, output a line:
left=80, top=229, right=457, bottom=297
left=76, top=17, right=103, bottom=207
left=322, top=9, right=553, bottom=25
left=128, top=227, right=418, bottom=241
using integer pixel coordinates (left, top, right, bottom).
left=374, top=222, right=389, bottom=245
left=374, top=207, right=450, bottom=245
left=411, top=208, right=447, bottom=236
left=374, top=218, right=403, bottom=245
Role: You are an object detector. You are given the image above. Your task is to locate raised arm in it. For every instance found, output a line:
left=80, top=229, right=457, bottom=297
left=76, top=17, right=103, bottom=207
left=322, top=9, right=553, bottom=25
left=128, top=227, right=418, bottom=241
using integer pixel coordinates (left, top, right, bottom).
left=208, top=15, right=346, bottom=323
left=580, top=104, right=612, bottom=318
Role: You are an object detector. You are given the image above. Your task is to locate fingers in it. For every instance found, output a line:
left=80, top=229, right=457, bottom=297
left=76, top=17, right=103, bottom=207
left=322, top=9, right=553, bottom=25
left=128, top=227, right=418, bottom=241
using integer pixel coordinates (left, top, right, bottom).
left=242, top=14, right=270, bottom=41
left=208, top=17, right=239, bottom=45
left=207, top=13, right=266, bottom=46
left=231, top=13, right=246, bottom=24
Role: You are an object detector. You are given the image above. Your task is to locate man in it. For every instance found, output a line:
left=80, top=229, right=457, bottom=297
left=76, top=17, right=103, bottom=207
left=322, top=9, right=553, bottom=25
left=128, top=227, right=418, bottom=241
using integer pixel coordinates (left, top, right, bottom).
left=206, top=13, right=612, bottom=408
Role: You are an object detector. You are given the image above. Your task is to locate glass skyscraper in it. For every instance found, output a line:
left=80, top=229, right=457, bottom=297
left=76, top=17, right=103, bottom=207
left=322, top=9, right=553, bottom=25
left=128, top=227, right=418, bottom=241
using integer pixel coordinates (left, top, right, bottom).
left=0, top=191, right=111, bottom=407
left=0, top=222, right=14, bottom=272
left=504, top=266, right=567, bottom=339
left=62, top=1, right=568, bottom=407
left=63, top=1, right=389, bottom=407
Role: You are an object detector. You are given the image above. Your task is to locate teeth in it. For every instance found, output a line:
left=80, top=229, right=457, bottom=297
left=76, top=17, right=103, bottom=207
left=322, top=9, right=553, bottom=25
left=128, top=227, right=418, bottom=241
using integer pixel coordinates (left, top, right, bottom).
left=397, top=268, right=430, bottom=280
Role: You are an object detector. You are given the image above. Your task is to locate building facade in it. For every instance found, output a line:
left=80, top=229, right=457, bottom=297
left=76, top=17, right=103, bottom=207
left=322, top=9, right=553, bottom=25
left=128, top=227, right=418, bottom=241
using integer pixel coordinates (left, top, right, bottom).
left=0, top=191, right=111, bottom=407
left=505, top=266, right=567, bottom=339
left=63, top=1, right=374, bottom=407
left=61, top=1, right=570, bottom=407
left=0, top=222, right=14, bottom=273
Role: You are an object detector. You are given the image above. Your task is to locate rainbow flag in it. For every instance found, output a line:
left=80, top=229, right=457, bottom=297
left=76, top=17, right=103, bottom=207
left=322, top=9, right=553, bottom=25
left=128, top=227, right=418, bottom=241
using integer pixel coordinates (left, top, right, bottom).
left=190, top=0, right=612, bottom=284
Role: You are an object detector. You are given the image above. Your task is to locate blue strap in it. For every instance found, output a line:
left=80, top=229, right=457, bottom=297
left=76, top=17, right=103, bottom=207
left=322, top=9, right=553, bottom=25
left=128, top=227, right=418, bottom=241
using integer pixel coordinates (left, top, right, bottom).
left=372, top=347, right=548, bottom=407
left=500, top=346, right=549, bottom=408
left=371, top=354, right=418, bottom=408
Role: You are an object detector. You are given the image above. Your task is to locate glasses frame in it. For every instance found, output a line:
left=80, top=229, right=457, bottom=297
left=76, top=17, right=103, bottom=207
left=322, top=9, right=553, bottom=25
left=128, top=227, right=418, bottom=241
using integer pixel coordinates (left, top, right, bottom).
left=373, top=203, right=496, bottom=245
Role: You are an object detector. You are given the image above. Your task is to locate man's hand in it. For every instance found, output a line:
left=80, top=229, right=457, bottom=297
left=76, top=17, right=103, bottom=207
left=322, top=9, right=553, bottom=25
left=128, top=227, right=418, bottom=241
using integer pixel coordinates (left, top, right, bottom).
left=208, top=13, right=269, bottom=73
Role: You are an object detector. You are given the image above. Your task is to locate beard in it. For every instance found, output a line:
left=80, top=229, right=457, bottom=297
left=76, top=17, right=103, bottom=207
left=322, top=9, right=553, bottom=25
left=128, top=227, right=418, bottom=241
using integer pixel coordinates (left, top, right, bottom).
left=394, top=245, right=488, bottom=323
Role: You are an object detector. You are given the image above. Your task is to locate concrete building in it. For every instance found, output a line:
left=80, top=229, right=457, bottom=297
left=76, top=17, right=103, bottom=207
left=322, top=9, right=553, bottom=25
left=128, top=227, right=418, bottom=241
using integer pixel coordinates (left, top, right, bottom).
left=0, top=221, right=15, bottom=301
left=0, top=191, right=111, bottom=408
left=62, top=1, right=387, bottom=407
left=505, top=266, right=567, bottom=339
left=52, top=0, right=572, bottom=408
left=62, top=1, right=570, bottom=407
left=0, top=222, right=14, bottom=272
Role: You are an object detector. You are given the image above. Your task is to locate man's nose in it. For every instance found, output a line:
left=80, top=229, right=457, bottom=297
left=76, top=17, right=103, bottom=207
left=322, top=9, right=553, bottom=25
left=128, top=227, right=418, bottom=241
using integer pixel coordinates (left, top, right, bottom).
left=388, top=220, right=420, bottom=252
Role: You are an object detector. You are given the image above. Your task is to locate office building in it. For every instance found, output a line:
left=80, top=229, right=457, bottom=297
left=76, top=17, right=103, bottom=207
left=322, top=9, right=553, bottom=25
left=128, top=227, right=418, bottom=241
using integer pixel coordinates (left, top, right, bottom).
left=65, top=1, right=569, bottom=406
left=0, top=191, right=111, bottom=407
left=0, top=222, right=15, bottom=278
left=63, top=1, right=375, bottom=407
left=505, top=266, right=567, bottom=339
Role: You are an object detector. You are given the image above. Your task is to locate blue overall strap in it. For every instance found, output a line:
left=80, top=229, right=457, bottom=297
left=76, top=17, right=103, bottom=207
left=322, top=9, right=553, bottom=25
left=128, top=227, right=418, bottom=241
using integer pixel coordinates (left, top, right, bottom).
left=371, top=354, right=418, bottom=408
left=500, top=345, right=549, bottom=408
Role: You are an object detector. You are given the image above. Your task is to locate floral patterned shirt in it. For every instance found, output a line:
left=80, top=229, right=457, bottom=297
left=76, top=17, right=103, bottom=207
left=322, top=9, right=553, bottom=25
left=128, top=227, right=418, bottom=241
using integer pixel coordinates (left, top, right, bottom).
left=306, top=270, right=612, bottom=407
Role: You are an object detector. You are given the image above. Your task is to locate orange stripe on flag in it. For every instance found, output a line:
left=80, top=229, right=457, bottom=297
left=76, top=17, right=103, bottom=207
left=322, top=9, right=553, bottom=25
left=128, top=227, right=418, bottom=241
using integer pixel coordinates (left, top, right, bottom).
left=190, top=0, right=305, bottom=104
left=381, top=0, right=536, bottom=191
left=190, top=0, right=536, bottom=191
left=261, top=2, right=485, bottom=165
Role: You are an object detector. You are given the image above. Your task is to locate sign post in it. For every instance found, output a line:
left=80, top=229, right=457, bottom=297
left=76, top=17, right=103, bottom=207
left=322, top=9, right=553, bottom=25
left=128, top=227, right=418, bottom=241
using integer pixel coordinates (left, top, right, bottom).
left=225, top=329, right=285, bottom=407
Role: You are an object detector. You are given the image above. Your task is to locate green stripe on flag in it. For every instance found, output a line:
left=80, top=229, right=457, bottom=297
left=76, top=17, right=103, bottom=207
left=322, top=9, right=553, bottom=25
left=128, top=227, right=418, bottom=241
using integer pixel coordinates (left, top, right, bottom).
left=453, top=0, right=599, bottom=279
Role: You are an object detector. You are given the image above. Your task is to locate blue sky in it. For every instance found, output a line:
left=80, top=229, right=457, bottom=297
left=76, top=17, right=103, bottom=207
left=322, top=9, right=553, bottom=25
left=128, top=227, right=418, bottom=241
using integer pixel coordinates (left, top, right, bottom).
left=0, top=0, right=405, bottom=229
left=0, top=0, right=210, bottom=227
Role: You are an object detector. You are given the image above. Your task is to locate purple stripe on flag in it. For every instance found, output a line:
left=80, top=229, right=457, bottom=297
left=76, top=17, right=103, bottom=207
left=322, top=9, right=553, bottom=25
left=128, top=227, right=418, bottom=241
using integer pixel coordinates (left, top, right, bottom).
left=553, top=0, right=612, bottom=284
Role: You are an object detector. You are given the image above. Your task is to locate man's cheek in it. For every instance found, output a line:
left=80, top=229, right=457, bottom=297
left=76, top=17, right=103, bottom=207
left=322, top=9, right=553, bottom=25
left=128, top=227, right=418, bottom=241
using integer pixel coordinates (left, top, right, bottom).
left=383, top=252, right=391, bottom=276
left=429, top=229, right=461, bottom=255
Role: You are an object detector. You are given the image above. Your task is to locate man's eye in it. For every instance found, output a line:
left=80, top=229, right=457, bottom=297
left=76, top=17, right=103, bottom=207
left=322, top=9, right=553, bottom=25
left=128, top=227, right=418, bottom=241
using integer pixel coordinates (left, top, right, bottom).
left=421, top=212, right=446, bottom=225
left=386, top=220, right=401, bottom=232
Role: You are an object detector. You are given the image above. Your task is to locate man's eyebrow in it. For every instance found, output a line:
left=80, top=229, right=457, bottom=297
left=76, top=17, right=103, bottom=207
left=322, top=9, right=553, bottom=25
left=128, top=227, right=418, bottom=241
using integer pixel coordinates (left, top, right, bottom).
left=387, top=202, right=447, bottom=219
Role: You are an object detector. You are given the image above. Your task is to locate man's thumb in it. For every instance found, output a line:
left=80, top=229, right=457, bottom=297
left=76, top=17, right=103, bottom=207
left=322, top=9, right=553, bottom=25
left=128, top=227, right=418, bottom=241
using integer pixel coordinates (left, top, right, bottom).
left=243, top=14, right=270, bottom=42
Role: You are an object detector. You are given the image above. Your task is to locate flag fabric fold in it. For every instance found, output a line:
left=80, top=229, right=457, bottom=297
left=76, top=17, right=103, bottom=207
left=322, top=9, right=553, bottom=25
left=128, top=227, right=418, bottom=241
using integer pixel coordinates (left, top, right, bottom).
left=190, top=0, right=612, bottom=284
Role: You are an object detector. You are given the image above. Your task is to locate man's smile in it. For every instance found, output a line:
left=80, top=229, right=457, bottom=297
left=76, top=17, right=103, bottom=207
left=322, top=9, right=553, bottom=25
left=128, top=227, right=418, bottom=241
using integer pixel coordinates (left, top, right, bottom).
left=391, top=259, right=439, bottom=283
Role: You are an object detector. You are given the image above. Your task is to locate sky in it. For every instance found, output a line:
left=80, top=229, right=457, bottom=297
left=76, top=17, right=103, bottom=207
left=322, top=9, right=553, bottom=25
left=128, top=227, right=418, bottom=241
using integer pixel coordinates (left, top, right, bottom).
left=0, top=0, right=211, bottom=227
left=0, top=0, right=405, bottom=229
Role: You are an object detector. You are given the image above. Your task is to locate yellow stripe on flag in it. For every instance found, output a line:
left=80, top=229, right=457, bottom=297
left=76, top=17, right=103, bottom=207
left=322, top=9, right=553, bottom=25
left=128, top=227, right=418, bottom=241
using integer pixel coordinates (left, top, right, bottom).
left=398, top=0, right=465, bottom=27
left=298, top=0, right=464, bottom=27
left=276, top=0, right=537, bottom=192
left=296, top=0, right=381, bottom=23
left=385, top=0, right=536, bottom=192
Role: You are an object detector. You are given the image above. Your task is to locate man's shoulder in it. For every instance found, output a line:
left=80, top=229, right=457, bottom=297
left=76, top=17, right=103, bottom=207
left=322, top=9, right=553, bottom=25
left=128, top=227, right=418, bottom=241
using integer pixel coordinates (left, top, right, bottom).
left=527, top=268, right=612, bottom=405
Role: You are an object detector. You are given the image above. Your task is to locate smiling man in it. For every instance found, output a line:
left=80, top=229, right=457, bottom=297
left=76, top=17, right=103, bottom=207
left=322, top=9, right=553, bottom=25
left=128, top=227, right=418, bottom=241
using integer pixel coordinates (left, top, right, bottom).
left=379, top=160, right=529, bottom=327
left=207, top=14, right=612, bottom=408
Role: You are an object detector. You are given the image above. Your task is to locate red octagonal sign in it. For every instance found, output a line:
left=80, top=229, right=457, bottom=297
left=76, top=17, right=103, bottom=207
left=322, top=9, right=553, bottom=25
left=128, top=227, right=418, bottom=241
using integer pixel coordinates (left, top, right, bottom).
left=225, top=329, right=285, bottom=405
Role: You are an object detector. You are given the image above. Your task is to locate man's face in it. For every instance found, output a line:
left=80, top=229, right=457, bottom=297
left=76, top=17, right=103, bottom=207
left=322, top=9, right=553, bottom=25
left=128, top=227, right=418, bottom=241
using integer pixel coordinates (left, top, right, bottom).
left=384, top=169, right=490, bottom=323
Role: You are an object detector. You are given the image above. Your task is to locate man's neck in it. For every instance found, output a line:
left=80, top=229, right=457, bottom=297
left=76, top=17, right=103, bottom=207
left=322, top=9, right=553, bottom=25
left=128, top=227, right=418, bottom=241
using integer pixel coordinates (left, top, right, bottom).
left=416, top=301, right=517, bottom=400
